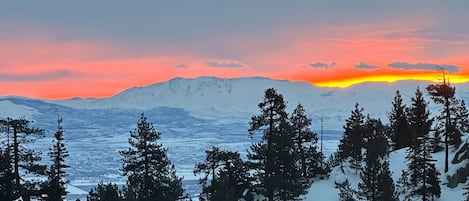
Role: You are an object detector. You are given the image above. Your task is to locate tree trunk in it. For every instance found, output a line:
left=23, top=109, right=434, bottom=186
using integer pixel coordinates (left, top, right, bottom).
left=445, top=99, right=450, bottom=173
left=13, top=127, right=20, bottom=185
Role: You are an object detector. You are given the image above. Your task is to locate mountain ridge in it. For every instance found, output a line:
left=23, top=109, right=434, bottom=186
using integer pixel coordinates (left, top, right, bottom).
left=2, top=76, right=469, bottom=130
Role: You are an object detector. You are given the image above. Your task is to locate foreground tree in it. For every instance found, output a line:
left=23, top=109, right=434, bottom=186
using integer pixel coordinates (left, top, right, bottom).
left=407, top=87, right=433, bottom=146
left=0, top=149, right=18, bottom=200
left=456, top=100, right=469, bottom=135
left=247, top=88, right=308, bottom=201
left=357, top=118, right=398, bottom=201
left=120, top=114, right=185, bottom=201
left=401, top=88, right=441, bottom=200
left=430, top=97, right=469, bottom=153
left=427, top=73, right=456, bottom=173
left=337, top=103, right=365, bottom=172
left=388, top=90, right=411, bottom=150
left=194, top=146, right=252, bottom=201
left=290, top=103, right=322, bottom=177
left=45, top=117, right=70, bottom=201
left=0, top=118, right=46, bottom=201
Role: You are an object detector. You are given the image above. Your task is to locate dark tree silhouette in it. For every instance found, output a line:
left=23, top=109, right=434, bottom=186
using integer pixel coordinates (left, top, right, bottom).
left=290, top=103, right=321, bottom=177
left=194, top=146, right=252, bottom=201
left=45, top=117, right=70, bottom=201
left=0, top=118, right=46, bottom=201
left=401, top=88, right=440, bottom=200
left=427, top=70, right=455, bottom=173
left=337, top=103, right=365, bottom=172
left=389, top=90, right=411, bottom=150
left=247, top=88, right=308, bottom=201
left=120, top=113, right=185, bottom=201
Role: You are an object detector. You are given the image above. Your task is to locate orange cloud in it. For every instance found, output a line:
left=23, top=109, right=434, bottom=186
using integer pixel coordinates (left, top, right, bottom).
left=1, top=20, right=468, bottom=99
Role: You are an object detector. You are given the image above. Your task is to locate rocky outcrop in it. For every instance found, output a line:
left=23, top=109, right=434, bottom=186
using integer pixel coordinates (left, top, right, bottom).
left=453, top=143, right=469, bottom=164
left=447, top=142, right=469, bottom=188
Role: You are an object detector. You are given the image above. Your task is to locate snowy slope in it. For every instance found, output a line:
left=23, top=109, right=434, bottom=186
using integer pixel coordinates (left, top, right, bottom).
left=0, top=99, right=38, bottom=118
left=2, top=77, right=469, bottom=199
left=306, top=147, right=467, bottom=201
left=53, top=77, right=469, bottom=129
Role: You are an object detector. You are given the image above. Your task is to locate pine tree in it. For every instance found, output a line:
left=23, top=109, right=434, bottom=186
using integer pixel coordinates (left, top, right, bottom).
left=87, top=181, right=123, bottom=201
left=335, top=179, right=356, bottom=201
left=290, top=103, right=321, bottom=177
left=0, top=149, right=18, bottom=200
left=427, top=77, right=456, bottom=173
left=194, top=146, right=252, bottom=201
left=448, top=98, right=469, bottom=147
left=429, top=119, right=444, bottom=153
left=389, top=90, right=411, bottom=150
left=247, top=88, right=307, bottom=201
left=457, top=100, right=469, bottom=134
left=0, top=118, right=46, bottom=200
left=357, top=118, right=397, bottom=201
left=357, top=156, right=379, bottom=200
left=45, top=117, right=70, bottom=201
left=120, top=113, right=185, bottom=201
left=404, top=136, right=441, bottom=200
left=402, top=89, right=441, bottom=200
left=407, top=87, right=433, bottom=146
left=337, top=103, right=365, bottom=172
left=430, top=96, right=468, bottom=152
left=376, top=160, right=398, bottom=201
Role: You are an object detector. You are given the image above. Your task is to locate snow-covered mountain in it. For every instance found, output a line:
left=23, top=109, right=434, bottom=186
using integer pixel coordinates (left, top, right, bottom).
left=1, top=76, right=469, bottom=199
left=53, top=76, right=469, bottom=129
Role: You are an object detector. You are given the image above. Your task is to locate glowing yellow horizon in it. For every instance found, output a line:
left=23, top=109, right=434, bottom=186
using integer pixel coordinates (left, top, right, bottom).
left=312, top=73, right=469, bottom=88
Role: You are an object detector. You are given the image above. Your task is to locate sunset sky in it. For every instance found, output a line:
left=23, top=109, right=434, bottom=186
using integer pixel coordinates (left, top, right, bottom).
left=1, top=1, right=469, bottom=99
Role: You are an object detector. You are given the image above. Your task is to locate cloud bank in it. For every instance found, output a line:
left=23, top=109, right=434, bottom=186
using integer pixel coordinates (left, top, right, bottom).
left=308, top=62, right=336, bottom=69
left=387, top=62, right=460, bottom=73
left=0, top=70, right=83, bottom=82
left=206, top=59, right=248, bottom=68
left=354, top=62, right=379, bottom=70
left=175, top=64, right=187, bottom=68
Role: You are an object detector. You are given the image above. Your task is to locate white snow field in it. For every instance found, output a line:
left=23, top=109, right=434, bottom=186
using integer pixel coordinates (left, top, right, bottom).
left=1, top=77, right=469, bottom=200
left=306, top=145, right=467, bottom=200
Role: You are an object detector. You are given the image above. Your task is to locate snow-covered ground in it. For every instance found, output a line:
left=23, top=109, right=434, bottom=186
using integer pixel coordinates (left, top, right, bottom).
left=306, top=145, right=467, bottom=200
left=2, top=77, right=469, bottom=200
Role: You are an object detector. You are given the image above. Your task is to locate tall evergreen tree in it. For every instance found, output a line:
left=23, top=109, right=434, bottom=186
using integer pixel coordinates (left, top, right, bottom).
left=388, top=90, right=411, bottom=150
left=401, top=88, right=441, bottom=200
left=407, top=87, right=433, bottom=146
left=290, top=103, right=321, bottom=177
left=45, top=117, right=70, bottom=201
left=431, top=96, right=467, bottom=152
left=456, top=100, right=469, bottom=137
left=376, top=160, right=398, bottom=201
left=120, top=113, right=185, bottom=201
left=446, top=98, right=469, bottom=147
left=0, top=118, right=46, bottom=201
left=403, top=136, right=441, bottom=201
left=247, top=88, right=307, bottom=201
left=427, top=77, right=456, bottom=173
left=194, top=146, right=252, bottom=201
left=337, top=103, right=365, bottom=172
left=0, top=149, right=18, bottom=200
left=357, top=118, right=397, bottom=201
left=429, top=119, right=444, bottom=153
